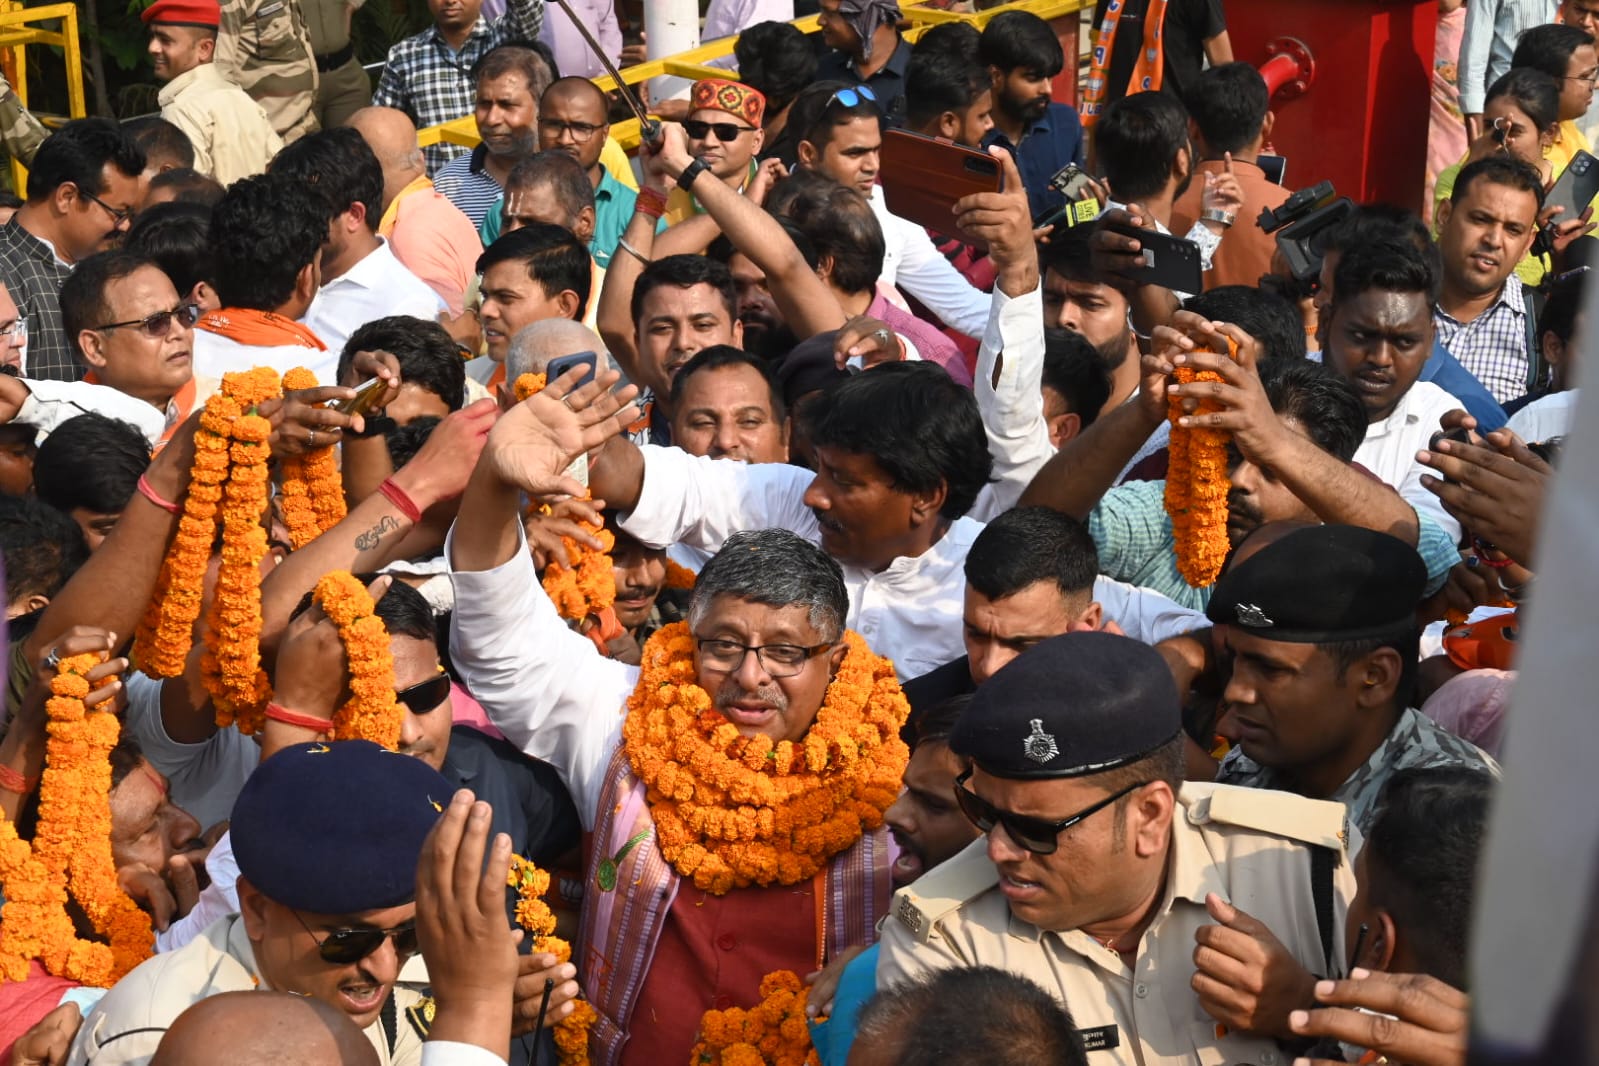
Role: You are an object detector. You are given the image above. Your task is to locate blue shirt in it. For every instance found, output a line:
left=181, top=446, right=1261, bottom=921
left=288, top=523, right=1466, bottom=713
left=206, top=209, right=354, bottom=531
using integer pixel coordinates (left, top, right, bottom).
left=1424, top=336, right=1508, bottom=431
left=982, top=101, right=1087, bottom=222
left=808, top=944, right=879, bottom=1066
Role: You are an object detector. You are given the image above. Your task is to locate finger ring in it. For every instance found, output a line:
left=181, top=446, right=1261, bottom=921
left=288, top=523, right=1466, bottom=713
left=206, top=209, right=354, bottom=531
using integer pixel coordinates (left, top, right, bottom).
left=561, top=394, right=576, bottom=411
left=44, top=649, right=60, bottom=671
left=871, top=328, right=893, bottom=347
left=307, top=430, right=318, bottom=447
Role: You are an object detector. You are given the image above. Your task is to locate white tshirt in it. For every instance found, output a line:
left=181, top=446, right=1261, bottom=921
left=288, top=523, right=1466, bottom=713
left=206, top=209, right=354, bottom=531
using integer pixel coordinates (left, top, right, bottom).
left=303, top=239, right=446, bottom=356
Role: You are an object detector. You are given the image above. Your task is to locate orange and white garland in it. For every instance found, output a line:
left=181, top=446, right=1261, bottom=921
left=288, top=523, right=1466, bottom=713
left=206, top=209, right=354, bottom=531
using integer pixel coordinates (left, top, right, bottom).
left=1164, top=340, right=1237, bottom=588
left=279, top=366, right=347, bottom=550
left=311, top=571, right=405, bottom=749
left=0, top=654, right=152, bottom=985
left=507, top=856, right=597, bottom=1066
left=691, top=970, right=820, bottom=1066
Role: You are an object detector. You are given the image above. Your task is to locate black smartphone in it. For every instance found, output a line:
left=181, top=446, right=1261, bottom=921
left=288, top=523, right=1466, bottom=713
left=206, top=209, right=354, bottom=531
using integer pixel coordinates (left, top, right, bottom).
left=1048, top=162, right=1096, bottom=201
left=546, top=351, right=598, bottom=390
left=1104, top=223, right=1204, bottom=295
left=1257, top=154, right=1287, bottom=185
left=1545, top=151, right=1599, bottom=227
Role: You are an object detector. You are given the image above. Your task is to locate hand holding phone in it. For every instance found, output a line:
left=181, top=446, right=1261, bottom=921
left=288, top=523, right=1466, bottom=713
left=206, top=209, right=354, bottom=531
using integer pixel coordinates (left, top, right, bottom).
left=332, top=377, right=389, bottom=418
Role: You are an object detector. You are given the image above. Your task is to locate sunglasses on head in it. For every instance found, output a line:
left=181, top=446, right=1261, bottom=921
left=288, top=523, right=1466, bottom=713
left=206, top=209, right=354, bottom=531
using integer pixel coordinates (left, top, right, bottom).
left=396, top=669, right=451, bottom=715
left=827, top=85, right=878, bottom=110
left=293, top=909, right=419, bottom=965
left=91, top=303, right=201, bottom=339
left=683, top=119, right=756, bottom=142
left=952, top=767, right=1150, bottom=855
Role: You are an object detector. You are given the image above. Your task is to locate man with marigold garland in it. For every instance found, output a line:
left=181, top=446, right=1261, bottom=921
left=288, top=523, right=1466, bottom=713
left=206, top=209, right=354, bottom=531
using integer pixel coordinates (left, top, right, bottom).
left=447, top=368, right=907, bottom=1066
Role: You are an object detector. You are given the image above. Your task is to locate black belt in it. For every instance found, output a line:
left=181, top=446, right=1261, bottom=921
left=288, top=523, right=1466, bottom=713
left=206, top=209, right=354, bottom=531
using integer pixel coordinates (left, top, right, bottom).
left=315, top=42, right=354, bottom=72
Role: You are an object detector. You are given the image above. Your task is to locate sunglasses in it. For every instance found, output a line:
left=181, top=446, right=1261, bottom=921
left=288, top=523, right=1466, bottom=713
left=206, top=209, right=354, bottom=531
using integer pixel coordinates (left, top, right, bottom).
left=92, top=303, right=201, bottom=338
left=683, top=119, right=756, bottom=142
left=397, top=670, right=451, bottom=715
left=293, top=909, right=419, bottom=965
left=827, top=85, right=878, bottom=110
left=952, top=768, right=1150, bottom=855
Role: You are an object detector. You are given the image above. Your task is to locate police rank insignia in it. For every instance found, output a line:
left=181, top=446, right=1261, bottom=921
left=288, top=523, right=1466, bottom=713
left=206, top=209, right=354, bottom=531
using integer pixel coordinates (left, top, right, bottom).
left=1235, top=602, right=1273, bottom=627
left=1023, top=719, right=1059, bottom=764
left=406, top=995, right=436, bottom=1038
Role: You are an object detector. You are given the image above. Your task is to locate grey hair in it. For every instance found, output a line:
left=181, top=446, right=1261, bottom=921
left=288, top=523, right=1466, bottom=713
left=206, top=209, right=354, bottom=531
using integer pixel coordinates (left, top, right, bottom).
left=505, top=319, right=612, bottom=381
left=687, top=529, right=848, bottom=641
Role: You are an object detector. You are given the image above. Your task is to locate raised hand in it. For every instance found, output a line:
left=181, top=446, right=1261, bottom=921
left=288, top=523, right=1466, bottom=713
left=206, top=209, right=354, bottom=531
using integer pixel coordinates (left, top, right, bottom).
left=483, top=367, right=640, bottom=501
left=1192, top=892, right=1318, bottom=1038
left=1418, top=426, right=1552, bottom=566
left=261, top=384, right=359, bottom=458
left=832, top=315, right=904, bottom=371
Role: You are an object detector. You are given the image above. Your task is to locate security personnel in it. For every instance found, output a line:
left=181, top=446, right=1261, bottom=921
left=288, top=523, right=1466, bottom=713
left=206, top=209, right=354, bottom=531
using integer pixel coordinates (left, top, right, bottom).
left=877, top=631, right=1357, bottom=1066
left=67, top=742, right=444, bottom=1066
left=215, top=0, right=319, bottom=144
left=304, top=0, right=372, bottom=130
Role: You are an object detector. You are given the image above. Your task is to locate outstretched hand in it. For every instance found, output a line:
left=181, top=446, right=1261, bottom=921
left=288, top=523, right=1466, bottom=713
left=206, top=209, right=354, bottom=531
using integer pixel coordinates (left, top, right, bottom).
left=1287, top=969, right=1468, bottom=1066
left=483, top=366, right=640, bottom=501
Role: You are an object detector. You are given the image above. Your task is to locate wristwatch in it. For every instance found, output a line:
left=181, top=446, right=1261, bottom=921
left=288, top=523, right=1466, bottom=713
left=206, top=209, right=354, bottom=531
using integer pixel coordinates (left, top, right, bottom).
left=1201, top=208, right=1236, bottom=228
left=678, top=157, right=711, bottom=192
left=346, top=413, right=396, bottom=440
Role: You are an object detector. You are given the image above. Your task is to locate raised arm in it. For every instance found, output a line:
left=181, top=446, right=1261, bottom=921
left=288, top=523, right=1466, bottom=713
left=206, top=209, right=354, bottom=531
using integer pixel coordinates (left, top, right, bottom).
left=596, top=148, right=673, bottom=390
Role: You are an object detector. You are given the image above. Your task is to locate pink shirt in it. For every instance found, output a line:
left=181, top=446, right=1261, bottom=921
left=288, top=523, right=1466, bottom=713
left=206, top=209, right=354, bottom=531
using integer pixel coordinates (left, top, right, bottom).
left=379, top=175, right=484, bottom=317
left=868, top=291, right=975, bottom=388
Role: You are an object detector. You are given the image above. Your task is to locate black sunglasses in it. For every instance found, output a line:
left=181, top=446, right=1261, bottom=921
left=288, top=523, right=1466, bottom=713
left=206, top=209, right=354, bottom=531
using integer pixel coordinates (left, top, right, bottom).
left=293, top=909, right=419, bottom=965
left=952, top=768, right=1150, bottom=855
left=683, top=119, right=756, bottom=142
left=92, top=303, right=201, bottom=338
left=397, top=670, right=451, bottom=715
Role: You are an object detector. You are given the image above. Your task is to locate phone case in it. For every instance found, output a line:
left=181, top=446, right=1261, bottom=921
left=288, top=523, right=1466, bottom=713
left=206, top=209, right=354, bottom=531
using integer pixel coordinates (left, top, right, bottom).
left=1546, top=151, right=1599, bottom=225
left=1105, top=223, right=1203, bottom=294
left=879, top=129, right=1003, bottom=237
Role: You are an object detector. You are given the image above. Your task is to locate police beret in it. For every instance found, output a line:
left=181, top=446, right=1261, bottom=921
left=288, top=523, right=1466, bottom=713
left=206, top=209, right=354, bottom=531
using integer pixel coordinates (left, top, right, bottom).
left=1206, top=524, right=1427, bottom=643
left=950, top=631, right=1181, bottom=779
left=232, top=741, right=451, bottom=914
left=141, top=0, right=221, bottom=27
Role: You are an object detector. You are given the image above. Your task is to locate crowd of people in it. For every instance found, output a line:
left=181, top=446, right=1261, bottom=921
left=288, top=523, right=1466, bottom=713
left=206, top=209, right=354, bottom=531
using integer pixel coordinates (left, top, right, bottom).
left=0, top=0, right=1582, bottom=1063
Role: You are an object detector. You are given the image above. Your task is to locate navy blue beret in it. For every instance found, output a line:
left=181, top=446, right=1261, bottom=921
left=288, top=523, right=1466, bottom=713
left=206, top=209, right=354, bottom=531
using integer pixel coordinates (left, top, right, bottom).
left=231, top=740, right=451, bottom=915
left=1206, top=524, right=1427, bottom=643
left=950, top=631, right=1181, bottom=778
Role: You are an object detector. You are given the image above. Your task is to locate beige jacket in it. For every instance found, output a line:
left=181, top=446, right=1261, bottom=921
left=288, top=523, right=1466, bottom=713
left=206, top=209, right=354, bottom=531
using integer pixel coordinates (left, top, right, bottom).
left=158, top=63, right=284, bottom=186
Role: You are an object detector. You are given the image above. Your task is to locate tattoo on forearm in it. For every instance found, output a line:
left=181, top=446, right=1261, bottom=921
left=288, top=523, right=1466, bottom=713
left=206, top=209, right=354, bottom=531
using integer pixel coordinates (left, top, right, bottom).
left=354, top=515, right=400, bottom=552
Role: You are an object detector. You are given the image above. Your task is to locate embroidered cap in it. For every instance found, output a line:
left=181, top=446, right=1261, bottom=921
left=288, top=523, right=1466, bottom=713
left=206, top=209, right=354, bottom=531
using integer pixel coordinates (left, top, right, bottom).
left=950, top=631, right=1181, bottom=779
left=232, top=740, right=452, bottom=914
left=141, top=0, right=221, bottom=27
left=690, top=78, right=766, bottom=128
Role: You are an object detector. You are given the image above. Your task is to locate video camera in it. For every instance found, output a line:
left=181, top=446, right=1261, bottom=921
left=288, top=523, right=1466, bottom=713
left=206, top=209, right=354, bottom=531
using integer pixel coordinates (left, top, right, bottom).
left=1258, top=180, right=1353, bottom=284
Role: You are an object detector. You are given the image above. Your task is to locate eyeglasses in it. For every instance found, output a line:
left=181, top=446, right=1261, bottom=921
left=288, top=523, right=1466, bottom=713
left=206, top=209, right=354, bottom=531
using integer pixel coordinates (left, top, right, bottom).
left=683, top=119, right=757, bottom=142
left=292, top=909, right=419, bottom=965
left=0, top=318, right=26, bottom=342
left=396, top=670, right=451, bottom=715
left=694, top=636, right=833, bottom=678
left=539, top=118, right=606, bottom=141
left=1566, top=69, right=1599, bottom=85
left=91, top=303, right=201, bottom=338
left=952, top=768, right=1151, bottom=856
left=76, top=185, right=135, bottom=227
left=826, top=85, right=878, bottom=110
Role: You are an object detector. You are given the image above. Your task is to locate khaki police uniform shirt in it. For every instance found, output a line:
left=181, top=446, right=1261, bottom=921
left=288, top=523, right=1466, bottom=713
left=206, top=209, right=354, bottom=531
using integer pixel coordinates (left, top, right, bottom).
left=877, top=782, right=1357, bottom=1066
left=216, top=0, right=319, bottom=143
left=66, top=915, right=427, bottom=1066
left=158, top=63, right=284, bottom=186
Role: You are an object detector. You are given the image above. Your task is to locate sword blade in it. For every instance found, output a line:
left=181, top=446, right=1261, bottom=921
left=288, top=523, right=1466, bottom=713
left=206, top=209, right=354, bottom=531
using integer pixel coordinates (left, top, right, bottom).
left=549, top=0, right=657, bottom=136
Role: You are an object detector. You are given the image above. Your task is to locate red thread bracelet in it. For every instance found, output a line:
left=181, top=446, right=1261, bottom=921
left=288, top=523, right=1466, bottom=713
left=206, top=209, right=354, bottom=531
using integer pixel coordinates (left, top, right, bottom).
left=137, top=474, right=182, bottom=515
left=262, top=703, right=336, bottom=733
left=378, top=477, right=423, bottom=524
left=0, top=763, right=37, bottom=794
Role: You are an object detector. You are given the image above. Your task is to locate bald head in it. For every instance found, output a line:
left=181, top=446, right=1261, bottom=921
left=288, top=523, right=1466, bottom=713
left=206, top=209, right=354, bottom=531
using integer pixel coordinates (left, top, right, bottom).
left=506, top=319, right=612, bottom=381
left=346, top=106, right=425, bottom=208
left=152, top=992, right=379, bottom=1066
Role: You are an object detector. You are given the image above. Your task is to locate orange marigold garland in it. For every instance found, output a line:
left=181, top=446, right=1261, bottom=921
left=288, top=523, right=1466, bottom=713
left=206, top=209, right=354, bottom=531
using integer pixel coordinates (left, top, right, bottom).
left=0, top=654, right=153, bottom=985
left=1164, top=340, right=1237, bottom=587
left=507, top=855, right=597, bottom=1066
left=279, top=366, right=347, bottom=549
left=691, top=970, right=820, bottom=1066
left=313, top=571, right=404, bottom=749
left=621, top=622, right=909, bottom=895
left=664, top=560, right=697, bottom=590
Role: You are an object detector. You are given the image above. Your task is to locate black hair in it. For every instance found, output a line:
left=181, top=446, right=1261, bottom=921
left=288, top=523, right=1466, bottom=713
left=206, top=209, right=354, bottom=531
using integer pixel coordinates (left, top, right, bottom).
left=371, top=576, right=439, bottom=644
left=916, top=693, right=971, bottom=750
left=337, top=316, right=466, bottom=412
left=734, top=21, right=818, bottom=117
left=773, top=171, right=885, bottom=295
left=964, top=505, right=1098, bottom=601
left=668, top=345, right=787, bottom=421
left=59, top=250, right=159, bottom=355
left=1325, top=627, right=1422, bottom=713
left=1040, top=327, right=1111, bottom=426
left=1329, top=238, right=1439, bottom=319
left=268, top=126, right=385, bottom=233
left=210, top=173, right=328, bottom=312
left=1450, top=153, right=1547, bottom=212
left=122, top=115, right=195, bottom=170
left=1181, top=285, right=1307, bottom=364
left=788, top=79, right=886, bottom=152
left=1538, top=268, right=1586, bottom=346
left=1185, top=62, right=1270, bottom=156
left=384, top=416, right=441, bottom=468
left=1093, top=91, right=1191, bottom=205
left=34, top=413, right=150, bottom=517
left=1511, top=23, right=1595, bottom=80
left=630, top=254, right=737, bottom=325
left=26, top=117, right=145, bottom=203
left=854, top=967, right=1088, bottom=1066
left=504, top=150, right=595, bottom=222
left=123, top=202, right=216, bottom=299
left=1484, top=67, right=1562, bottom=134
left=146, top=167, right=225, bottom=209
left=804, top=362, right=993, bottom=521
left=0, top=191, right=22, bottom=211
left=1260, top=359, right=1368, bottom=463
left=907, top=34, right=991, bottom=133
left=471, top=43, right=555, bottom=100
left=1365, top=766, right=1494, bottom=987
left=476, top=223, right=592, bottom=316
left=978, top=10, right=1065, bottom=76
left=0, top=495, right=89, bottom=607
left=1038, top=224, right=1101, bottom=285
left=910, top=21, right=980, bottom=60
left=689, top=528, right=848, bottom=641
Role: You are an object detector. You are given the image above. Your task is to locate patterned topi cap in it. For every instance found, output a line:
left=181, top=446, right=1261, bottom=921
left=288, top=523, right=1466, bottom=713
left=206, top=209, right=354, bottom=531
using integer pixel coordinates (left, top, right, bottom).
left=690, top=78, right=766, bottom=128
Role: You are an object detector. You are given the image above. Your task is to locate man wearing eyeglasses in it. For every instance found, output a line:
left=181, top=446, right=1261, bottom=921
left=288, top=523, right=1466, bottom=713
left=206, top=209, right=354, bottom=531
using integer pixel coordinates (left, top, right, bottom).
left=527, top=76, right=635, bottom=267
left=878, top=630, right=1360, bottom=1066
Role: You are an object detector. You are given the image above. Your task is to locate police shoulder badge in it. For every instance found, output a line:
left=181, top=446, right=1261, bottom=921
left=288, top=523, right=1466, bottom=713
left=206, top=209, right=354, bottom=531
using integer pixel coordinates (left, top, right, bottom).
left=1023, top=718, right=1060, bottom=764
left=1235, top=602, right=1273, bottom=627
left=406, top=994, right=436, bottom=1038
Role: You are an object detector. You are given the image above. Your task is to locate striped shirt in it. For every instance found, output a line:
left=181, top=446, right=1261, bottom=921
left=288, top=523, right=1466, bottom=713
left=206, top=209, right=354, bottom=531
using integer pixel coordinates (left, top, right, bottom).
left=1434, top=276, right=1529, bottom=405
left=434, top=146, right=505, bottom=230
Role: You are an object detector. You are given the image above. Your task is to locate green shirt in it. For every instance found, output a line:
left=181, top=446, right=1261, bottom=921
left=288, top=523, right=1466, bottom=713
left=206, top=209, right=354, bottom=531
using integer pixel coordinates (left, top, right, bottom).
left=478, top=169, right=641, bottom=268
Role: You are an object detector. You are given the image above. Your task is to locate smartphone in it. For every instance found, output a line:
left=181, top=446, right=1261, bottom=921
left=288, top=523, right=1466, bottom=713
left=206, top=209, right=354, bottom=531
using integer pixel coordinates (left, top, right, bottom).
left=1033, top=197, right=1101, bottom=240
left=332, top=376, right=388, bottom=417
left=1048, top=162, right=1096, bottom=202
left=1103, top=223, right=1203, bottom=295
left=1256, top=154, right=1287, bottom=185
left=1545, top=151, right=1599, bottom=227
left=879, top=129, right=1003, bottom=240
left=546, top=351, right=598, bottom=390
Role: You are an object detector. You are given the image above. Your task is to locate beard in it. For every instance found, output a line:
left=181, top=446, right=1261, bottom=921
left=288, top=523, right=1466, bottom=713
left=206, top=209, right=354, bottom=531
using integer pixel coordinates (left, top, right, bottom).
left=1225, top=487, right=1263, bottom=547
left=1095, top=327, right=1134, bottom=374
left=742, top=318, right=799, bottom=361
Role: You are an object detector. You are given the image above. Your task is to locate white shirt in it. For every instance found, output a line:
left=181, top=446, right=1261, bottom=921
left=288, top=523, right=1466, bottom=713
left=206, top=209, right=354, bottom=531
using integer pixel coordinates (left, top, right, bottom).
left=154, top=832, right=240, bottom=954
left=868, top=191, right=992, bottom=339
left=704, top=0, right=793, bottom=40
left=422, top=1045, right=506, bottom=1066
left=192, top=330, right=341, bottom=386
left=617, top=446, right=1206, bottom=681
left=1353, top=379, right=1466, bottom=542
left=968, top=284, right=1052, bottom=522
left=303, top=239, right=446, bottom=356
left=122, top=671, right=260, bottom=832
left=14, top=378, right=171, bottom=446
left=1506, top=389, right=1578, bottom=443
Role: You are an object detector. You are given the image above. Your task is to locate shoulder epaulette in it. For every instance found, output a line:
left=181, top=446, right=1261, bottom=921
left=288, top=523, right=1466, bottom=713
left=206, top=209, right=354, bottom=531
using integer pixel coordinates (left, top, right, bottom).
left=1185, top=782, right=1349, bottom=853
left=889, top=839, right=999, bottom=943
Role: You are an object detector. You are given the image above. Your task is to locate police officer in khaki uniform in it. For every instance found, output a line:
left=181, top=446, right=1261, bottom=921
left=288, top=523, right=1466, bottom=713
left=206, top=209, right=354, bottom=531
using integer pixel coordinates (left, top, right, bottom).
left=877, top=631, right=1357, bottom=1066
left=67, top=742, right=444, bottom=1066
left=215, top=0, right=319, bottom=144
left=304, top=0, right=372, bottom=131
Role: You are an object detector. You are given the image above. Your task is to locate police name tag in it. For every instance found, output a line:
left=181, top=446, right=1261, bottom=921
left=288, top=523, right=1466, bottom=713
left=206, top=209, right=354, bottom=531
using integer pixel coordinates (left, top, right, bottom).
left=1076, top=1025, right=1120, bottom=1052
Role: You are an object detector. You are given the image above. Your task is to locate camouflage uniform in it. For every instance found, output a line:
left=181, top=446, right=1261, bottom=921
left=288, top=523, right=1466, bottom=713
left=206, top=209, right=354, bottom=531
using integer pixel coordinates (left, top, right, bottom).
left=304, top=0, right=372, bottom=130
left=0, top=71, right=47, bottom=168
left=215, top=0, right=319, bottom=143
left=1217, top=706, right=1500, bottom=834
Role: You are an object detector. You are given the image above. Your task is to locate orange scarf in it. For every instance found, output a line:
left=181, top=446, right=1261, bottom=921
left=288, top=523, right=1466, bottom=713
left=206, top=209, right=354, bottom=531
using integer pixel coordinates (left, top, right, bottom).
left=1080, top=0, right=1170, bottom=128
left=196, top=308, right=326, bottom=351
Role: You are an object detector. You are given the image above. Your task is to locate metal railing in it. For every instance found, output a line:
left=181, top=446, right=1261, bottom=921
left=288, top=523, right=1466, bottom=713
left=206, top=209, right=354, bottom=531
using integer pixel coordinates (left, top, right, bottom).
left=0, top=1, right=86, bottom=191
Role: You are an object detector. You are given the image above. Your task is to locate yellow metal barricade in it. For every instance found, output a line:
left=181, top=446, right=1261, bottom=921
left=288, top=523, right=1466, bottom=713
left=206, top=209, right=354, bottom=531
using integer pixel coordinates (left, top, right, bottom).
left=0, top=1, right=86, bottom=191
